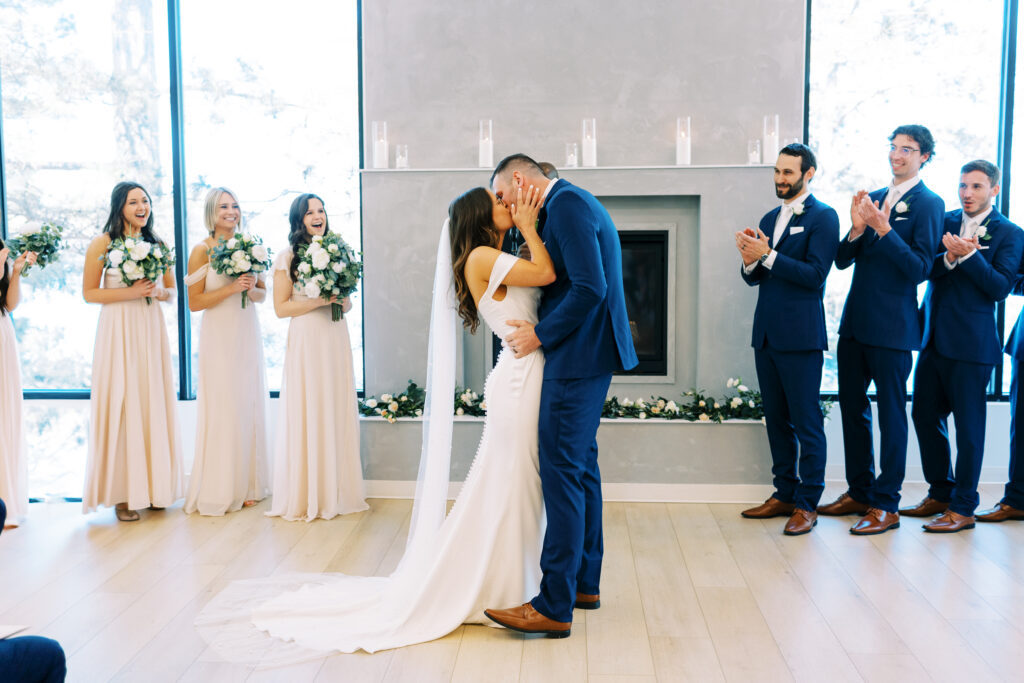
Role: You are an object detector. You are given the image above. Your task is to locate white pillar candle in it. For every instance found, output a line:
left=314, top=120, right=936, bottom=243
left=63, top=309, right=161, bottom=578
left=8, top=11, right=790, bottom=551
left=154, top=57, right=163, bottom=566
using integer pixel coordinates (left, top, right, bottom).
left=581, top=118, right=597, bottom=167
left=372, top=121, right=388, bottom=169
left=676, top=116, right=691, bottom=165
left=762, top=114, right=779, bottom=163
left=479, top=120, right=494, bottom=167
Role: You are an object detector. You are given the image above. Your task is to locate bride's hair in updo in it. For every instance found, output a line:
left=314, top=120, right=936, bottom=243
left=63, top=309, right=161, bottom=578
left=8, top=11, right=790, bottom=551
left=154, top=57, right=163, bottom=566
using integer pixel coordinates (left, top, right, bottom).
left=287, top=193, right=330, bottom=282
left=449, top=187, right=501, bottom=333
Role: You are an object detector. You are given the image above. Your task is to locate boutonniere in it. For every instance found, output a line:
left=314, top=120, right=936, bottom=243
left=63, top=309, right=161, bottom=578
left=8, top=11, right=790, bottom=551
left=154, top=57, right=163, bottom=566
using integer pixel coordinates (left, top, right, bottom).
left=978, top=215, right=993, bottom=242
left=894, top=197, right=911, bottom=214
left=791, top=203, right=805, bottom=216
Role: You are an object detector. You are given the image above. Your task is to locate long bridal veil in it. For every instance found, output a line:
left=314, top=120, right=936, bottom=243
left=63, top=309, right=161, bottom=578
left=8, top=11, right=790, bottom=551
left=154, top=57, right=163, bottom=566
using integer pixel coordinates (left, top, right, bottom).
left=193, top=221, right=460, bottom=666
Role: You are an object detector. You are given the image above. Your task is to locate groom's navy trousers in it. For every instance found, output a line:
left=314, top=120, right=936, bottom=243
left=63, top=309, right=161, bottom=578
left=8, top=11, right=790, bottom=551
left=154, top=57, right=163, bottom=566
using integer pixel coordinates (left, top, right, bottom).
left=530, top=180, right=637, bottom=624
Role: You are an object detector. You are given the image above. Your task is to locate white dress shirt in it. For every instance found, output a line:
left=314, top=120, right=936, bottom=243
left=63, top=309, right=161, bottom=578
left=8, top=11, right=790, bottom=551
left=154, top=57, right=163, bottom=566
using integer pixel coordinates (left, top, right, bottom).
left=744, top=189, right=811, bottom=273
left=849, top=175, right=921, bottom=242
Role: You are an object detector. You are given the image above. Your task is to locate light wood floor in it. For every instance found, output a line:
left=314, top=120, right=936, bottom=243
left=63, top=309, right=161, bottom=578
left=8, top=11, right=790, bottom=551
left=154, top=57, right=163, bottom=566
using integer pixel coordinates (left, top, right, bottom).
left=1, top=482, right=1023, bottom=682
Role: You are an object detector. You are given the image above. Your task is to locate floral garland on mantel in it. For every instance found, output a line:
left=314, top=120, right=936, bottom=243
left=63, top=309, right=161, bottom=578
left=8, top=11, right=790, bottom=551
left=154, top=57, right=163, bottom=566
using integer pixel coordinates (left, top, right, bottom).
left=359, top=379, right=832, bottom=424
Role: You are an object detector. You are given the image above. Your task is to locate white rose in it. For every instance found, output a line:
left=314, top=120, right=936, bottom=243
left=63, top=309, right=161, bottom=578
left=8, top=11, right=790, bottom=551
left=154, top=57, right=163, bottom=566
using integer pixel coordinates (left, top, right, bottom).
left=375, top=407, right=382, bottom=414
left=727, top=378, right=737, bottom=388
left=400, top=396, right=407, bottom=402
left=714, top=402, right=721, bottom=409
left=227, top=238, right=238, bottom=249
left=638, top=412, right=647, bottom=420
left=231, top=250, right=246, bottom=261
left=328, top=243, right=339, bottom=253
left=456, top=407, right=464, bottom=416
left=738, top=385, right=749, bottom=392
left=622, top=398, right=633, bottom=407
left=365, top=398, right=378, bottom=408
left=298, top=262, right=312, bottom=274
left=731, top=397, right=743, bottom=408
left=128, top=241, right=151, bottom=261
left=415, top=408, right=423, bottom=417
left=251, top=245, right=268, bottom=261
left=792, top=203, right=805, bottom=216
left=108, top=249, right=125, bottom=266
left=666, top=400, right=678, bottom=412
left=237, top=259, right=251, bottom=272
left=698, top=400, right=705, bottom=407
left=699, top=413, right=710, bottom=421
left=311, top=250, right=330, bottom=270
left=124, top=237, right=136, bottom=248
left=332, top=263, right=343, bottom=273
left=471, top=391, right=478, bottom=400
left=314, top=273, right=326, bottom=284
left=389, top=401, right=399, bottom=412
left=303, top=281, right=321, bottom=298
left=636, top=398, right=646, bottom=408
left=153, top=247, right=162, bottom=258
left=977, top=226, right=988, bottom=238
left=895, top=201, right=909, bottom=214
left=749, top=400, right=755, bottom=408
left=480, top=401, right=487, bottom=410
left=122, top=260, right=144, bottom=280
left=312, top=235, right=323, bottom=242
left=657, top=399, right=666, bottom=409
left=381, top=394, right=392, bottom=402
left=651, top=407, right=660, bottom=414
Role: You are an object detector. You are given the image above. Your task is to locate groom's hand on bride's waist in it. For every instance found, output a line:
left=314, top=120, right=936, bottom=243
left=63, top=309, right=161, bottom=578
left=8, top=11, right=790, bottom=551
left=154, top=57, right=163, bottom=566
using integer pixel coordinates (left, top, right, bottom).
left=505, top=320, right=541, bottom=358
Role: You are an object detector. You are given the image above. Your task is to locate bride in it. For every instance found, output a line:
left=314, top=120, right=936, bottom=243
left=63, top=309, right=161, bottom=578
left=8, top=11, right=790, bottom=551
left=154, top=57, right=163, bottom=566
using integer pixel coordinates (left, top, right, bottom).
left=196, top=185, right=554, bottom=660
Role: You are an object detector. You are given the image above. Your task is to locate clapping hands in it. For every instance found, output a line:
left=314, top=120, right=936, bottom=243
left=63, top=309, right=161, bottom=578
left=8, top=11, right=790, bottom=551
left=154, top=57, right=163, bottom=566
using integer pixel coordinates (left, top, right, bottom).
left=942, top=232, right=979, bottom=263
left=734, top=227, right=770, bottom=266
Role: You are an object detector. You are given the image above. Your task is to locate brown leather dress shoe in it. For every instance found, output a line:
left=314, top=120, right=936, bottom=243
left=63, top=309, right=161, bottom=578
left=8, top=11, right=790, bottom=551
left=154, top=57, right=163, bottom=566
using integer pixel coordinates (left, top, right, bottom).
left=741, top=497, right=795, bottom=519
left=485, top=603, right=571, bottom=638
left=817, top=491, right=870, bottom=516
left=783, top=509, right=817, bottom=536
left=976, top=503, right=1024, bottom=522
left=574, top=592, right=600, bottom=609
left=922, top=510, right=976, bottom=533
left=898, top=497, right=949, bottom=518
left=850, top=508, right=900, bottom=535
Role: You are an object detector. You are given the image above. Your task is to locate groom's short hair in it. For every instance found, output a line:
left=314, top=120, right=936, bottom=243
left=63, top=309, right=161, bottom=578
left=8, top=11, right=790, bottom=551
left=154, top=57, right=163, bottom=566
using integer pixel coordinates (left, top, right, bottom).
left=491, top=154, right=544, bottom=184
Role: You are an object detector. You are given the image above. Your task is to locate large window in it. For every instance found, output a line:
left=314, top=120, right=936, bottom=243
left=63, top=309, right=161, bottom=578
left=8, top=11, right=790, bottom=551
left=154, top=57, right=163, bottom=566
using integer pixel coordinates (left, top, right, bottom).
left=0, top=0, right=361, bottom=499
left=809, top=0, right=1005, bottom=392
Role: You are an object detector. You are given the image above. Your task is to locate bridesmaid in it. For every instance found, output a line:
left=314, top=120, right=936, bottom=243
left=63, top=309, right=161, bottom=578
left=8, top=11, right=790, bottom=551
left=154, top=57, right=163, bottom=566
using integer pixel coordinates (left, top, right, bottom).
left=267, top=193, right=367, bottom=521
left=183, top=187, right=270, bottom=515
left=82, top=182, right=183, bottom=522
left=0, top=240, right=37, bottom=529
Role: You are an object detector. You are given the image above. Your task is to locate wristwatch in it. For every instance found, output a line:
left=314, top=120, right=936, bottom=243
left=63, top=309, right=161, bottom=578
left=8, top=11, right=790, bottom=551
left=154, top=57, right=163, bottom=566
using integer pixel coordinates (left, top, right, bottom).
left=758, top=250, right=771, bottom=264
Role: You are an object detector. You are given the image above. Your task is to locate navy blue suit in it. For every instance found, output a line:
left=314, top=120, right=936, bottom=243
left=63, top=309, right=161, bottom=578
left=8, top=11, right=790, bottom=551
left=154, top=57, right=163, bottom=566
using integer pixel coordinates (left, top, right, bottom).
left=742, top=194, right=839, bottom=511
left=530, top=180, right=637, bottom=623
left=834, top=181, right=944, bottom=512
left=912, top=209, right=1023, bottom=517
left=1000, top=217, right=1024, bottom=511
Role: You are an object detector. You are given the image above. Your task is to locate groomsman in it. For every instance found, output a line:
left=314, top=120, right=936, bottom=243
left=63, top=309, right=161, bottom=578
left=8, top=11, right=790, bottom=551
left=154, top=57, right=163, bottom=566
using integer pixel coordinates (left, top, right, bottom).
left=735, top=143, right=839, bottom=535
left=818, top=125, right=944, bottom=535
left=905, top=161, right=1023, bottom=531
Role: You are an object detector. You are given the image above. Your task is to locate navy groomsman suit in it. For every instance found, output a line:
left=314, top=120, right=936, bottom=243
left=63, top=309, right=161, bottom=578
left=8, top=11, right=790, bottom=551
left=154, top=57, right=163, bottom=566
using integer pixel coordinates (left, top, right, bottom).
left=995, top=266, right=1024, bottom=517
left=741, top=193, right=839, bottom=515
left=911, top=208, right=1023, bottom=522
left=834, top=179, right=944, bottom=515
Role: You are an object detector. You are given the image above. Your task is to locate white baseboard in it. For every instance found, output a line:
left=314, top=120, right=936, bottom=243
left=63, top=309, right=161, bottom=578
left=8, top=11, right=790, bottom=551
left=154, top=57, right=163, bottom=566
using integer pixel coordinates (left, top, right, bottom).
left=364, top=480, right=774, bottom=504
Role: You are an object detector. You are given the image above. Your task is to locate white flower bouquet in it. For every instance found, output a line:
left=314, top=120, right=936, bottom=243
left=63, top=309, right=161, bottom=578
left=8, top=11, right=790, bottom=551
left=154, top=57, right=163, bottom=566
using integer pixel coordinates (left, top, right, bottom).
left=208, top=232, right=272, bottom=308
left=103, top=236, right=175, bottom=304
left=295, top=233, right=362, bottom=322
left=5, top=222, right=66, bottom=275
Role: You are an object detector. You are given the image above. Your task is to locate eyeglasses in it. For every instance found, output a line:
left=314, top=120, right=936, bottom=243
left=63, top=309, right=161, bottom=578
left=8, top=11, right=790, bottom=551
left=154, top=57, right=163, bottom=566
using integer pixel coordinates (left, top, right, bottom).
left=889, top=144, right=921, bottom=156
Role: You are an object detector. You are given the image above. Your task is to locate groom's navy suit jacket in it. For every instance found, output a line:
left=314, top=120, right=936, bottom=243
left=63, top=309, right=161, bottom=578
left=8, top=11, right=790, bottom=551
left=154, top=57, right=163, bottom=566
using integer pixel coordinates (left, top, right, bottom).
left=741, top=194, right=839, bottom=351
left=534, top=180, right=638, bottom=378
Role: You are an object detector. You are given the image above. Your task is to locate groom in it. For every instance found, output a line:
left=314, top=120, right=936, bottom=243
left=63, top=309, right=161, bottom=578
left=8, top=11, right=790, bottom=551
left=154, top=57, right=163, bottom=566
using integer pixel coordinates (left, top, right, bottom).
left=485, top=154, right=638, bottom=638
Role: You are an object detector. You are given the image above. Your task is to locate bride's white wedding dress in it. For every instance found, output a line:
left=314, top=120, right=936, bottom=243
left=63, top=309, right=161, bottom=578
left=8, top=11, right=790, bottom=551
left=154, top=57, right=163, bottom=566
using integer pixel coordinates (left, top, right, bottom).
left=195, top=252, right=545, bottom=661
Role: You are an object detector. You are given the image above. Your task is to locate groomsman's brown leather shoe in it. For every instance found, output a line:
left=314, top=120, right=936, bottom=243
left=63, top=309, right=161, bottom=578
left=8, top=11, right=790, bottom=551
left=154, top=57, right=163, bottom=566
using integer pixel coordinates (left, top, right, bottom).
left=783, top=509, right=818, bottom=536
left=574, top=593, right=600, bottom=609
left=485, top=603, right=571, bottom=638
left=817, top=491, right=870, bottom=516
left=850, top=508, right=900, bottom=535
left=976, top=503, right=1024, bottom=522
left=741, top=497, right=795, bottom=519
left=898, top=497, right=949, bottom=517
left=922, top=511, right=976, bottom=533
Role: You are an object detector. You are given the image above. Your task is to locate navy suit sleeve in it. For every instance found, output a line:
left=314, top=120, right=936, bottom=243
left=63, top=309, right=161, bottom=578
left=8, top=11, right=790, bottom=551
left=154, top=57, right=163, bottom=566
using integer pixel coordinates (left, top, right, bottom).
left=533, top=193, right=607, bottom=349
left=875, top=193, right=944, bottom=283
left=1013, top=273, right=1024, bottom=296
left=834, top=229, right=862, bottom=269
left=957, top=228, right=1024, bottom=302
left=739, top=212, right=773, bottom=286
left=769, top=207, right=839, bottom=289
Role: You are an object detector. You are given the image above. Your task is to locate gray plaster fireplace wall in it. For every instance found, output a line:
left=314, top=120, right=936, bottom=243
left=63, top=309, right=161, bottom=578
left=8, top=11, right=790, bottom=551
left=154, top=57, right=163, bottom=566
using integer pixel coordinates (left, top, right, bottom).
left=357, top=0, right=807, bottom=490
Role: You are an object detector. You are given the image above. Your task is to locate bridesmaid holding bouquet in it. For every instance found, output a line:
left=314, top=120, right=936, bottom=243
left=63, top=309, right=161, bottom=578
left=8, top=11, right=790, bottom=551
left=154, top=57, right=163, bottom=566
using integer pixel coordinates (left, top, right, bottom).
left=267, top=193, right=366, bottom=521
left=82, top=182, right=183, bottom=522
left=0, top=240, right=37, bottom=529
left=184, top=187, right=270, bottom=515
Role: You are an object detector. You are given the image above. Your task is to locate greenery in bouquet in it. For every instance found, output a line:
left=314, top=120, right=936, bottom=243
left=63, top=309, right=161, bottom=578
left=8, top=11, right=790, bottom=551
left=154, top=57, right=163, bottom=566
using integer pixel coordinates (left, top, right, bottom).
left=208, top=232, right=272, bottom=308
left=295, top=233, right=362, bottom=322
left=5, top=222, right=66, bottom=275
left=454, top=388, right=486, bottom=416
left=103, top=236, right=175, bottom=304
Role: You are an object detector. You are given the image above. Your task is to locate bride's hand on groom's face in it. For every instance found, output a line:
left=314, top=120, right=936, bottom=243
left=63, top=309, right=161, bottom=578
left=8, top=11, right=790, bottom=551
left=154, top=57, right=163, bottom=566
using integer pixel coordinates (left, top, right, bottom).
left=510, top=185, right=542, bottom=232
